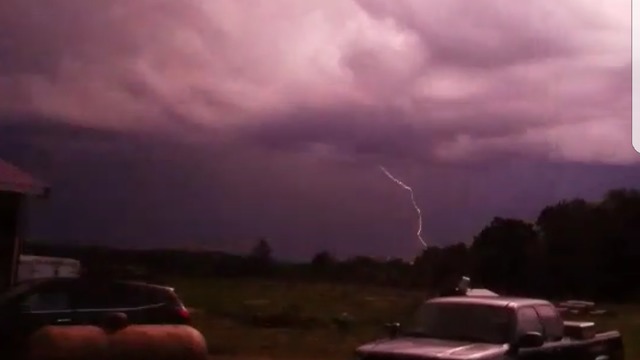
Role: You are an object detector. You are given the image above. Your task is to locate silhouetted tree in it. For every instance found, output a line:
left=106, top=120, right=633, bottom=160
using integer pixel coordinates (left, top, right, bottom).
left=412, top=243, right=469, bottom=293
left=342, top=256, right=383, bottom=284
left=250, top=238, right=272, bottom=260
left=536, top=199, right=601, bottom=298
left=248, top=238, right=273, bottom=274
left=470, top=217, right=541, bottom=295
left=23, top=187, right=640, bottom=301
left=598, top=189, right=640, bottom=299
left=311, top=251, right=335, bottom=269
left=308, top=251, right=337, bottom=280
left=384, top=258, right=412, bottom=286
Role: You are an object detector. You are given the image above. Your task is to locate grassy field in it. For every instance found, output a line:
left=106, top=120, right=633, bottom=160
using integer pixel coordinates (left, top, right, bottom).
left=170, top=277, right=640, bottom=359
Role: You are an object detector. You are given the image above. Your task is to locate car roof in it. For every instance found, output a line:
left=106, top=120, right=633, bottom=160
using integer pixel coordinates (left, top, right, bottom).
left=116, top=280, right=175, bottom=292
left=15, top=277, right=173, bottom=292
left=427, top=295, right=552, bottom=308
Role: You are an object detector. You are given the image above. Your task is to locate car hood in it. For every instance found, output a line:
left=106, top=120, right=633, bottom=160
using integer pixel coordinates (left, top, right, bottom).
left=356, top=337, right=508, bottom=360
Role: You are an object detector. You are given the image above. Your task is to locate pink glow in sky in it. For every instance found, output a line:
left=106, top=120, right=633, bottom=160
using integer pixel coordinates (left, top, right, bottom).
left=0, top=0, right=632, bottom=165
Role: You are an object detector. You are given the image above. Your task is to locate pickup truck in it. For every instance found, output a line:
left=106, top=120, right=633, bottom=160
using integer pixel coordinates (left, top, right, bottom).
left=355, top=295, right=623, bottom=360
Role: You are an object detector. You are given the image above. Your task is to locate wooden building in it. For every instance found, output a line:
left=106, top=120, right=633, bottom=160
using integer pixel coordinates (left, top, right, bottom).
left=0, top=158, right=49, bottom=291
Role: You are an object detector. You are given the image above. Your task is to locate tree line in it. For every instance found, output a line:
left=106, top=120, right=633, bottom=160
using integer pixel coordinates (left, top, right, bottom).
left=24, top=188, right=640, bottom=301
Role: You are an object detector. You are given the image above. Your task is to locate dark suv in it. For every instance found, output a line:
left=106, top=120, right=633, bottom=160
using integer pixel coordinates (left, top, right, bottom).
left=0, top=277, right=191, bottom=343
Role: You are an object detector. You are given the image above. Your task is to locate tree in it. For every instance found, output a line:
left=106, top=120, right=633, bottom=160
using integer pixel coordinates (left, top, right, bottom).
left=597, top=189, right=640, bottom=299
left=311, top=251, right=335, bottom=269
left=534, top=191, right=640, bottom=300
left=536, top=199, right=601, bottom=298
left=470, top=217, right=541, bottom=295
left=413, top=243, right=469, bottom=292
left=249, top=237, right=273, bottom=267
left=309, top=251, right=337, bottom=280
left=342, top=256, right=383, bottom=284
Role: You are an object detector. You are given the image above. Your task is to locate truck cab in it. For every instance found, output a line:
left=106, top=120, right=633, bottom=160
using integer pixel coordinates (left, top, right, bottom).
left=355, top=296, right=623, bottom=360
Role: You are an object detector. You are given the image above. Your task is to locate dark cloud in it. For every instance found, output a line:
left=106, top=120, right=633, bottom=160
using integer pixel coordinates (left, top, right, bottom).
left=238, top=106, right=436, bottom=162
left=0, top=0, right=631, bottom=165
left=0, top=0, right=634, bottom=257
left=3, top=120, right=639, bottom=260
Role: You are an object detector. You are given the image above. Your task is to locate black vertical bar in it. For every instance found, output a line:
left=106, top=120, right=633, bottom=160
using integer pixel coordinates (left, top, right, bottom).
left=0, top=192, right=22, bottom=291
left=13, top=196, right=28, bottom=285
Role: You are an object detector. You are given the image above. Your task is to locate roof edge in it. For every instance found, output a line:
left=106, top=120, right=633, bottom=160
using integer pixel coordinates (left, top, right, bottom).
left=0, top=159, right=50, bottom=197
left=0, top=182, right=50, bottom=197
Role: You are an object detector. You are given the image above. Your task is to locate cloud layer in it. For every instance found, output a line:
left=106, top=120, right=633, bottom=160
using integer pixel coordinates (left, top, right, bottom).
left=0, top=0, right=635, bottom=257
left=0, top=0, right=632, bottom=164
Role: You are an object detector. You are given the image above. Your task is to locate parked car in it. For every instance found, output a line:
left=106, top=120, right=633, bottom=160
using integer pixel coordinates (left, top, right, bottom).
left=355, top=295, right=624, bottom=360
left=0, top=277, right=191, bottom=353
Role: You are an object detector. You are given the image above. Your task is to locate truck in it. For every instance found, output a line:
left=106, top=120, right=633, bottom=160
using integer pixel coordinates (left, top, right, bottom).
left=355, top=295, right=623, bottom=360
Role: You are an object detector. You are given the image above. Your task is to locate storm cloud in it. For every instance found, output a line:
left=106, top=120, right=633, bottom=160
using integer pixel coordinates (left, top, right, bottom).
left=0, top=0, right=632, bottom=162
left=0, top=0, right=634, bottom=258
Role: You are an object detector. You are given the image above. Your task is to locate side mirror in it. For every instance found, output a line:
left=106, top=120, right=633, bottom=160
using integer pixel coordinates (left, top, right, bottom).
left=384, top=322, right=401, bottom=338
left=513, top=332, right=544, bottom=349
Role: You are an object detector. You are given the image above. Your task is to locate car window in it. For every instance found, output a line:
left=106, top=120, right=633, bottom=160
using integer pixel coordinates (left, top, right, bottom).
left=148, top=287, right=179, bottom=305
left=97, top=283, right=164, bottom=309
left=534, top=305, right=563, bottom=341
left=114, top=284, right=176, bottom=308
left=73, top=282, right=118, bottom=310
left=110, top=284, right=148, bottom=308
left=22, top=289, right=71, bottom=312
left=515, top=307, right=543, bottom=338
left=0, top=281, right=37, bottom=305
left=72, top=281, right=175, bottom=310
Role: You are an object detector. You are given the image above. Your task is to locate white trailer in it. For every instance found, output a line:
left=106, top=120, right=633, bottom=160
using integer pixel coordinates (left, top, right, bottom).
left=16, top=255, right=81, bottom=282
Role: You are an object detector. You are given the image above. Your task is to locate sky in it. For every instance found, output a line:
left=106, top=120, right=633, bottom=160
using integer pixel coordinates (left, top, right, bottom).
left=0, top=0, right=634, bottom=260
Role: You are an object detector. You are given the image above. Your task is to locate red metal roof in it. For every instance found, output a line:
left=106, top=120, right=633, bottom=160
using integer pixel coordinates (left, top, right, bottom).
left=0, top=159, right=49, bottom=196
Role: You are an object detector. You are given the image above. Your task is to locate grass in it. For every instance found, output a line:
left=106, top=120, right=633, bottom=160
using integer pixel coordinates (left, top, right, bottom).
left=565, top=304, right=640, bottom=359
left=168, top=277, right=640, bottom=359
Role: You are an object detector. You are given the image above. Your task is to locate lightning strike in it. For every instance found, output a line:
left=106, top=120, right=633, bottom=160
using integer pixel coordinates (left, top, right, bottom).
left=379, top=165, right=427, bottom=249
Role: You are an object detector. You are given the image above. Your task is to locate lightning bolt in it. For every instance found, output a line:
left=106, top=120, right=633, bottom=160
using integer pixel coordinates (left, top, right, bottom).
left=379, top=165, right=427, bottom=249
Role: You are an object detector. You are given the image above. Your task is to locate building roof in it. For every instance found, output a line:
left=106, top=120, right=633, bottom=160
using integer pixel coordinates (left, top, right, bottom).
left=0, top=158, right=49, bottom=196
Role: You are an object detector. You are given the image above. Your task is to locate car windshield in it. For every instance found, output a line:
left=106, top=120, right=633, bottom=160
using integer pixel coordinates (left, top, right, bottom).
left=0, top=281, right=36, bottom=305
left=406, top=302, right=512, bottom=344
